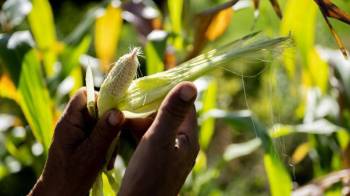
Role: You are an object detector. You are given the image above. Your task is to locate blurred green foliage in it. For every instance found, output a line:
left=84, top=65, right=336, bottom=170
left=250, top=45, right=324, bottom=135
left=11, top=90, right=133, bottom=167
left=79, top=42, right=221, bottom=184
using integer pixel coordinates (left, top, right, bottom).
left=0, top=0, right=350, bottom=195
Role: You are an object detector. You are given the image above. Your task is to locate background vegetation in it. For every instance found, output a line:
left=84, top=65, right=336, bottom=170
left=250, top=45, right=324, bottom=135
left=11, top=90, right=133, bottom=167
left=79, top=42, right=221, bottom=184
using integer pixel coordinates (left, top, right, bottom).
left=0, top=0, right=350, bottom=195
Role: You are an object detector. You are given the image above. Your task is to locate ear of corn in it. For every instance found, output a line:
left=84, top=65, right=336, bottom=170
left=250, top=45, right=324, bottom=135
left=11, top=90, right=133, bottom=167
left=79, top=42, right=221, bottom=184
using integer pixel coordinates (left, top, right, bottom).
left=87, top=33, right=290, bottom=119
left=115, top=33, right=290, bottom=117
left=97, top=47, right=140, bottom=117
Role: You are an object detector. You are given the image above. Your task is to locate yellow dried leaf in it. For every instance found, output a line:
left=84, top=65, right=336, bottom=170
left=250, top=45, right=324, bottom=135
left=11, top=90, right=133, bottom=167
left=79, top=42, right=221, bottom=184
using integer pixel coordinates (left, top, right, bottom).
left=95, top=3, right=122, bottom=72
left=292, top=142, right=310, bottom=164
left=0, top=74, right=18, bottom=101
left=205, top=8, right=233, bottom=41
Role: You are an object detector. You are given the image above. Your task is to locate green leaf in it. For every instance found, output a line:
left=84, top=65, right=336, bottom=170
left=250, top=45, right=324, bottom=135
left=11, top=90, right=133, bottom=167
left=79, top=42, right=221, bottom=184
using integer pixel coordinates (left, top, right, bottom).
left=199, top=79, right=217, bottom=150
left=65, top=6, right=101, bottom=45
left=4, top=137, right=33, bottom=165
left=104, top=169, right=121, bottom=193
left=270, top=119, right=345, bottom=138
left=167, top=0, right=183, bottom=49
left=145, top=30, right=167, bottom=75
left=264, top=152, right=292, bottom=196
left=60, top=35, right=91, bottom=78
left=27, top=0, right=57, bottom=76
left=281, top=0, right=328, bottom=92
left=223, top=138, right=261, bottom=161
left=0, top=31, right=53, bottom=151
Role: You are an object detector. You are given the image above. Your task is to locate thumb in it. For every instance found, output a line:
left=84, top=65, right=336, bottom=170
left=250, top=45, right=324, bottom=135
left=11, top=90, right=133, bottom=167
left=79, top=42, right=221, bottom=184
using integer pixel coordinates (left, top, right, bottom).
left=149, top=82, right=197, bottom=143
left=90, top=109, right=124, bottom=153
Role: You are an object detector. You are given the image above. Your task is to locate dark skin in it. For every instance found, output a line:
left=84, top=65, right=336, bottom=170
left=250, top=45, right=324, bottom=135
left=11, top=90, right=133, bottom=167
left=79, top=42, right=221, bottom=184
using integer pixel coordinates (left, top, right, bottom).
left=28, top=82, right=199, bottom=196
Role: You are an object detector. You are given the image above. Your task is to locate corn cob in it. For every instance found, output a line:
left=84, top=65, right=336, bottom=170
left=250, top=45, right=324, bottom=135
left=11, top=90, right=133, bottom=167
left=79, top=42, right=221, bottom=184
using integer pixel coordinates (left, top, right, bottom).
left=97, top=47, right=140, bottom=117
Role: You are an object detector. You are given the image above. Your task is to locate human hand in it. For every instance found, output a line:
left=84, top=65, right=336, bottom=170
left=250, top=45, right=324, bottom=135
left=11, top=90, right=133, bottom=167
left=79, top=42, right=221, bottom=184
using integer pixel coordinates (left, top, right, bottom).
left=118, top=82, right=200, bottom=196
left=28, top=88, right=124, bottom=196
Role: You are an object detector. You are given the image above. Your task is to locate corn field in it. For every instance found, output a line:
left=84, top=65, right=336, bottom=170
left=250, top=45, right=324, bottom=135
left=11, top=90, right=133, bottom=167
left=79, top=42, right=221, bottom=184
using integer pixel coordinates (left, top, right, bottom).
left=0, top=0, right=350, bottom=195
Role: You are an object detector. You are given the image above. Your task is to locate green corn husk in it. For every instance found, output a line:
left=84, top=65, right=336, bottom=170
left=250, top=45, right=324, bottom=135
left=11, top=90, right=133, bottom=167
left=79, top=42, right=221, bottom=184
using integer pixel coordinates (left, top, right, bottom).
left=87, top=33, right=290, bottom=118
left=116, top=33, right=290, bottom=117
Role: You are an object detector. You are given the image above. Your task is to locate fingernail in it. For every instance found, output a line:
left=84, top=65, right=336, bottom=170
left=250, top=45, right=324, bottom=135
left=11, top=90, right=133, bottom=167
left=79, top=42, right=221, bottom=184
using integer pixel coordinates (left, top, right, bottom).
left=180, top=85, right=196, bottom=102
left=108, top=110, right=122, bottom=126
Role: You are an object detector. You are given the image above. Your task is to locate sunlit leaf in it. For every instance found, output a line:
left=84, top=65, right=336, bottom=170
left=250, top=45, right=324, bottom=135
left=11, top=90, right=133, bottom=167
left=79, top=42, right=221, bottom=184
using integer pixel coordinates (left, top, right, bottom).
left=27, top=0, right=57, bottom=76
left=69, top=66, right=83, bottom=97
left=337, top=130, right=350, bottom=150
left=281, top=0, right=316, bottom=61
left=193, top=150, right=207, bottom=174
left=264, top=152, right=292, bottom=196
left=167, top=0, right=184, bottom=49
left=307, top=50, right=329, bottom=92
left=199, top=79, right=217, bottom=150
left=104, top=169, right=121, bottom=193
left=281, top=0, right=329, bottom=92
left=0, top=31, right=53, bottom=151
left=102, top=172, right=116, bottom=195
left=95, top=2, right=122, bottom=72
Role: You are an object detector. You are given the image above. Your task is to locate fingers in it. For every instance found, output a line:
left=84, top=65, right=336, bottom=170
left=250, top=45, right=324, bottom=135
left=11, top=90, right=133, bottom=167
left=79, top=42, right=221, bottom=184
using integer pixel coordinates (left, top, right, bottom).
left=89, top=110, right=124, bottom=153
left=148, top=82, right=197, bottom=144
left=59, top=88, right=95, bottom=129
left=54, top=88, right=96, bottom=146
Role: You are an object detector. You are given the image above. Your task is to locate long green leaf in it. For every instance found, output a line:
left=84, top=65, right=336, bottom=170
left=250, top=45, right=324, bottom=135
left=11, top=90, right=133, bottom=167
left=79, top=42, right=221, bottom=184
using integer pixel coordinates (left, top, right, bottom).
left=145, top=31, right=167, bottom=75
left=0, top=31, right=53, bottom=151
left=168, top=0, right=183, bottom=49
left=27, top=0, right=57, bottom=76
left=199, top=78, right=217, bottom=150
left=270, top=119, right=345, bottom=138
left=223, top=138, right=261, bottom=161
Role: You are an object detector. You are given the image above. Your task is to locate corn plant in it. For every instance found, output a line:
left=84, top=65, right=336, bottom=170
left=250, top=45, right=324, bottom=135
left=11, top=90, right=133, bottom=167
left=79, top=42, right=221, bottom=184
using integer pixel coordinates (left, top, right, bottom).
left=0, top=0, right=350, bottom=195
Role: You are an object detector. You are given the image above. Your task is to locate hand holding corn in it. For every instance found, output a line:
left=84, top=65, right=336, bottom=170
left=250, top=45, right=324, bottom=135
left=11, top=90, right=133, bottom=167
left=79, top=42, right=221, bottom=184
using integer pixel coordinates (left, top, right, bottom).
left=28, top=88, right=125, bottom=196
left=119, top=82, right=199, bottom=196
left=28, top=83, right=199, bottom=196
